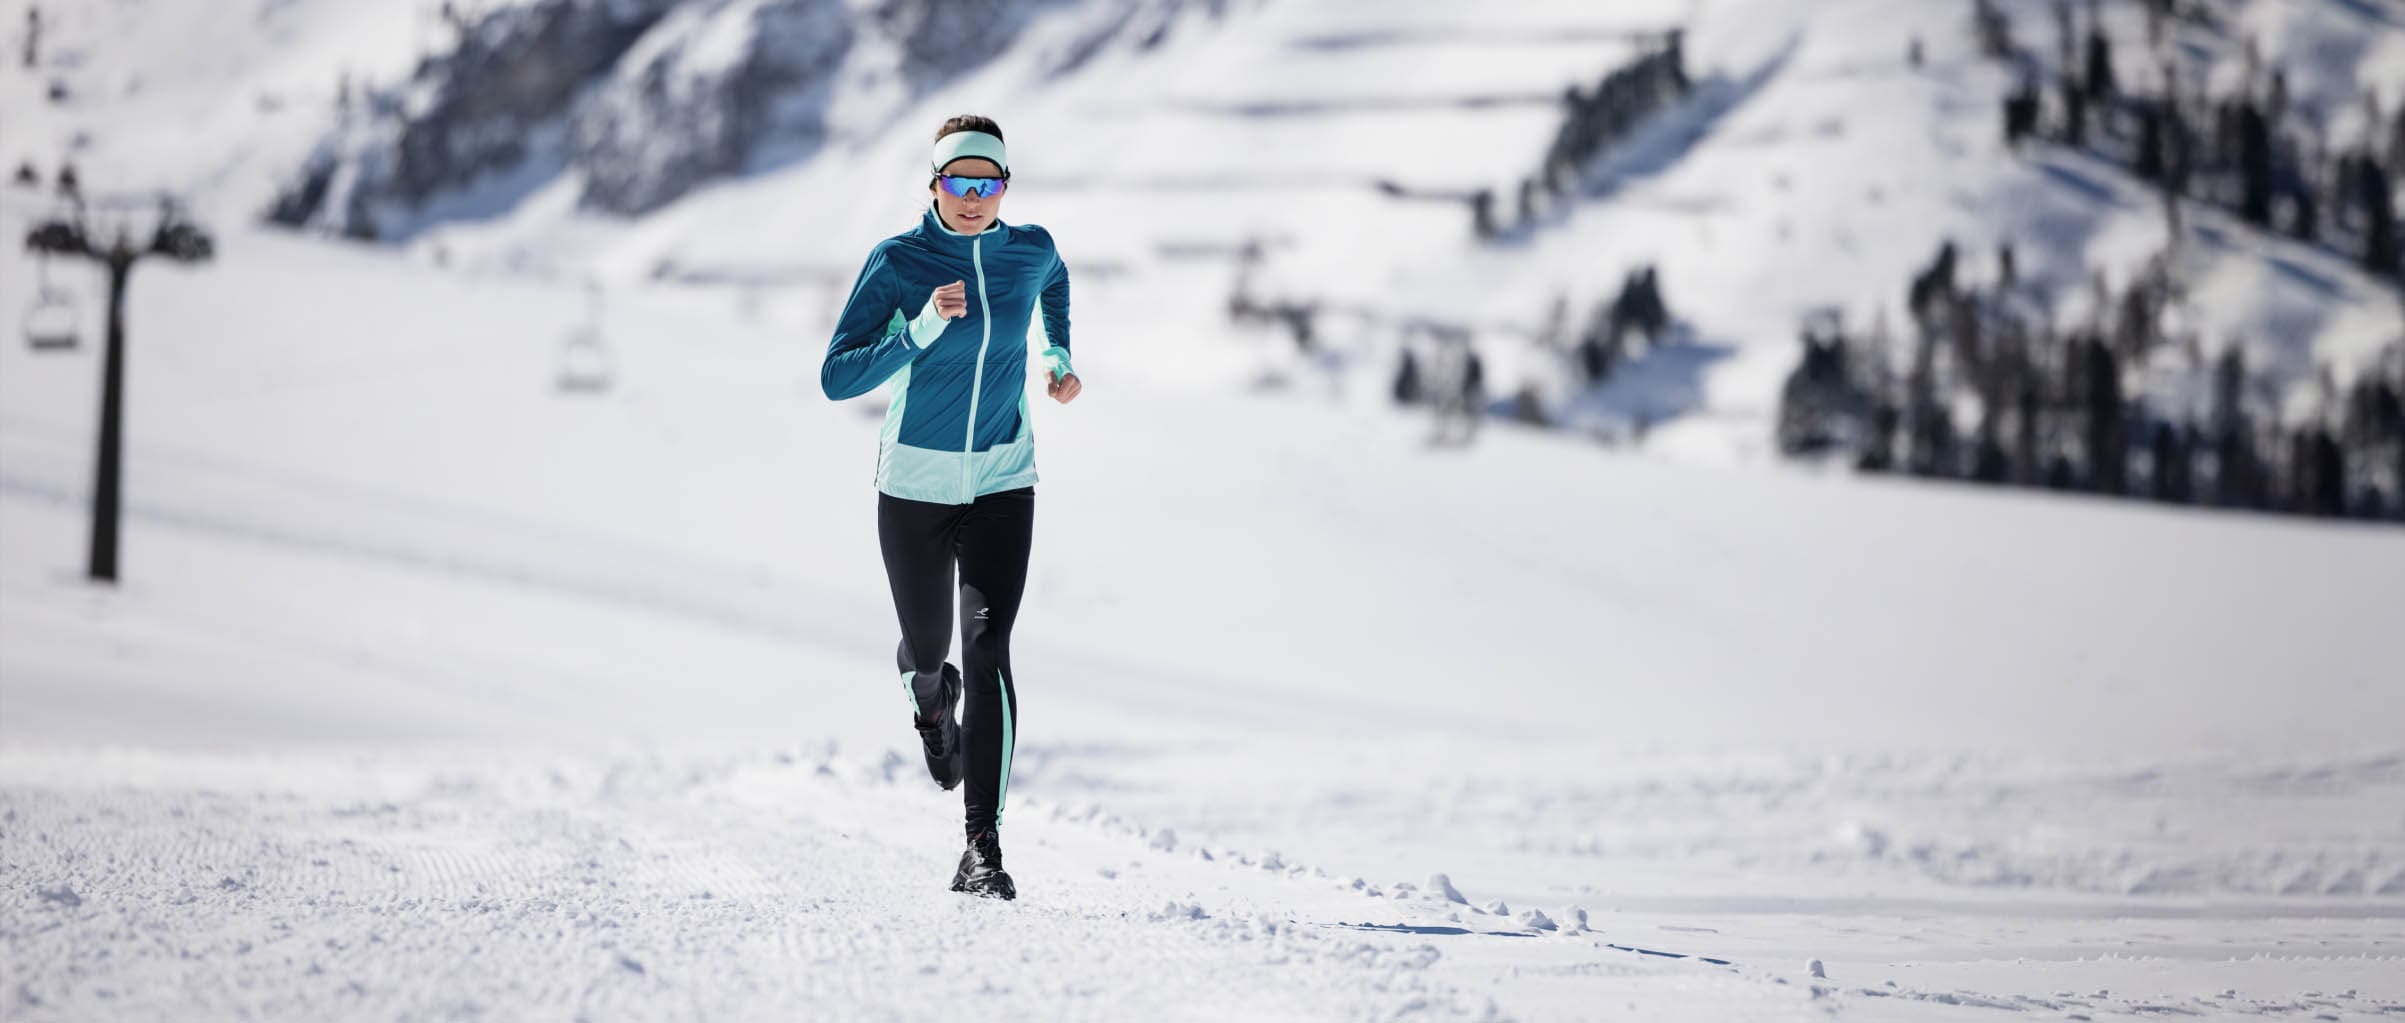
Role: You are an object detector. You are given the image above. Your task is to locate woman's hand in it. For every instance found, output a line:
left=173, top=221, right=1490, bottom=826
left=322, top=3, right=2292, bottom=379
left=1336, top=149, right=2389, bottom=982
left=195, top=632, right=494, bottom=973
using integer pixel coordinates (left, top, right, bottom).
left=931, top=280, right=967, bottom=320
left=1047, top=370, right=1082, bottom=404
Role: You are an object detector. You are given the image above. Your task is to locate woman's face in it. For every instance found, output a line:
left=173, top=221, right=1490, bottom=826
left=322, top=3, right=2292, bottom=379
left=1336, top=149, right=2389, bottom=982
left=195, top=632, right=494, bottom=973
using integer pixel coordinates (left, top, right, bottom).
left=931, top=156, right=1005, bottom=234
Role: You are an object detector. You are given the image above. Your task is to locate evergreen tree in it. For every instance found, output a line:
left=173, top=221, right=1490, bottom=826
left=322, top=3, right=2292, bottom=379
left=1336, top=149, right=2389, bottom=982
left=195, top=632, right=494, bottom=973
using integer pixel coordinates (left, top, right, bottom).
left=2238, top=100, right=2273, bottom=227
left=1391, top=348, right=1423, bottom=405
left=2083, top=0, right=2116, bottom=105
left=2361, top=156, right=2398, bottom=280
left=2085, top=336, right=2126, bottom=494
left=2150, top=420, right=2192, bottom=503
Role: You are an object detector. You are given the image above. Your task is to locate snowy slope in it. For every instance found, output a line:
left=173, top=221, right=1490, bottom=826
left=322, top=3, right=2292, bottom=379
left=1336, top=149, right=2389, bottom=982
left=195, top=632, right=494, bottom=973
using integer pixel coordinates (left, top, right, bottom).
left=5, top=1, right=2405, bottom=1020
left=1, top=0, right=428, bottom=226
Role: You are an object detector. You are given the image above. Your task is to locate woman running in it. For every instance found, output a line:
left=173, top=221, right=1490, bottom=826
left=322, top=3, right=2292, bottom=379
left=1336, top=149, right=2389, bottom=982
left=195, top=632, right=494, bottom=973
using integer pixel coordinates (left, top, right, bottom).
left=819, top=114, right=1078, bottom=901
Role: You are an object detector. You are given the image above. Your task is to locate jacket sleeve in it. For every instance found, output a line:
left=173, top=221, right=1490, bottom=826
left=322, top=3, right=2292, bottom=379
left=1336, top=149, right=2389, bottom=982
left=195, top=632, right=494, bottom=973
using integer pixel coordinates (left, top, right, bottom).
left=1037, top=250, right=1074, bottom=379
left=821, top=246, right=948, bottom=400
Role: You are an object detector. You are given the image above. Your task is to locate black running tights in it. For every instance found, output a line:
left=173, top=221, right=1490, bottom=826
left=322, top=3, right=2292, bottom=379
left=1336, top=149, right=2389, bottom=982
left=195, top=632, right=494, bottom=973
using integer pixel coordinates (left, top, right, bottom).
left=877, top=486, right=1031, bottom=838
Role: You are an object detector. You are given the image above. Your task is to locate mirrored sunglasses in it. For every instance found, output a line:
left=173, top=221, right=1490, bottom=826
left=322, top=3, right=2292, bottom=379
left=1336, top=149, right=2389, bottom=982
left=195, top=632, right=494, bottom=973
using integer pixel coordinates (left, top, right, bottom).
left=938, top=175, right=1008, bottom=199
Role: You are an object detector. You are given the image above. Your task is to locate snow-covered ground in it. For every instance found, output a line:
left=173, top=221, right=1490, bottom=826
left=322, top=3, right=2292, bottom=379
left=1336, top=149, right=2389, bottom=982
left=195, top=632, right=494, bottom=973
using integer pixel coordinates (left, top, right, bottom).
left=5, top=0, right=2405, bottom=1019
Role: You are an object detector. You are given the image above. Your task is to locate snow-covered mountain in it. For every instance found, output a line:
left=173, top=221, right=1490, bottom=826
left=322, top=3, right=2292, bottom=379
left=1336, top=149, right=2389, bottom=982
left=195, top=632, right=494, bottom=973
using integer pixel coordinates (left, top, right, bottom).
left=3, top=1, right=2404, bottom=1019
left=9, top=0, right=2400, bottom=463
left=262, top=0, right=1210, bottom=236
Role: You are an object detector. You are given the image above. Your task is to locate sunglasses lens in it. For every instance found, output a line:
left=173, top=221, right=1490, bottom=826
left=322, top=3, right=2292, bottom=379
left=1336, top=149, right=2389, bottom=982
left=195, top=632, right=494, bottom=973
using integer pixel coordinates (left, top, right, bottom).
left=943, top=176, right=1003, bottom=198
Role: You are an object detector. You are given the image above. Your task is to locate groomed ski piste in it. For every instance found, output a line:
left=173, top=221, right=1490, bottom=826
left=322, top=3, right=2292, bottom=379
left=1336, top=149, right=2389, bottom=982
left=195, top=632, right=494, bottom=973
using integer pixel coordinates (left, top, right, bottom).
left=4, top=0, right=2404, bottom=1019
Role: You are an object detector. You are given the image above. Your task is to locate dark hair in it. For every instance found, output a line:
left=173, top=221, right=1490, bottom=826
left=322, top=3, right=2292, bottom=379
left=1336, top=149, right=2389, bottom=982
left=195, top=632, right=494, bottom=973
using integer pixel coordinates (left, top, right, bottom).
left=935, top=115, right=1004, bottom=143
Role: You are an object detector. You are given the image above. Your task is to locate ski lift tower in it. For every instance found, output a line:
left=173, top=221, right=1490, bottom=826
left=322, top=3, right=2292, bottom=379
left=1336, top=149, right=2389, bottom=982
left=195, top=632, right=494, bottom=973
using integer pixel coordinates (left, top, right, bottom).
left=22, top=192, right=215, bottom=584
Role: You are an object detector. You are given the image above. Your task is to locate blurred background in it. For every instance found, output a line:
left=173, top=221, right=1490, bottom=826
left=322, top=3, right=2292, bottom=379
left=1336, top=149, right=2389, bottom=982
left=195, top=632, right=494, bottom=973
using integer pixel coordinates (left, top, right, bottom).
left=1, top=0, right=2402, bottom=1019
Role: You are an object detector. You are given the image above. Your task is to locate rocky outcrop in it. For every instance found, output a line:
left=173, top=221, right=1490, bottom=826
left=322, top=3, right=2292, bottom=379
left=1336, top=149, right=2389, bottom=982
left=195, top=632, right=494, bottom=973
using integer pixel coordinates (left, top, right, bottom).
left=392, top=0, right=672, bottom=211
left=572, top=0, right=853, bottom=217
left=271, top=0, right=672, bottom=237
left=872, top=0, right=1063, bottom=90
left=268, top=0, right=1215, bottom=239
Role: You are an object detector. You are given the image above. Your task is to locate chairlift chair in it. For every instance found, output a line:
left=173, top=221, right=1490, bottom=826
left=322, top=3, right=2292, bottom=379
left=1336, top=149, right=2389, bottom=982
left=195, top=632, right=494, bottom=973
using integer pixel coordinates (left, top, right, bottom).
left=22, top=258, right=79, bottom=351
left=554, top=321, right=613, bottom=394
left=554, top=281, right=614, bottom=394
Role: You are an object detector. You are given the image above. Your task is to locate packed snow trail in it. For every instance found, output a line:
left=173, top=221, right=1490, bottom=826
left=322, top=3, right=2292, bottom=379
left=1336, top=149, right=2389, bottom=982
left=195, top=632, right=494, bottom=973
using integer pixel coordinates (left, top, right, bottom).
left=0, top=748, right=1817, bottom=1022
left=7, top=745, right=2403, bottom=1021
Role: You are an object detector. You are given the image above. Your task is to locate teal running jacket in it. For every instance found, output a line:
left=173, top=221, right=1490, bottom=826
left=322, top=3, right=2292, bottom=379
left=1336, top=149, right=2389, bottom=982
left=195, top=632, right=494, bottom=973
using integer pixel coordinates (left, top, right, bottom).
left=821, top=205, right=1073, bottom=505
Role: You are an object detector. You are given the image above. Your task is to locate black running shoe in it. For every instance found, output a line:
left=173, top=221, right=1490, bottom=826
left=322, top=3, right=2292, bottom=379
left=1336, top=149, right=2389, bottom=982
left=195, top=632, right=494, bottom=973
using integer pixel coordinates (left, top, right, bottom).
left=911, top=663, right=964, bottom=790
left=950, top=829, right=1016, bottom=901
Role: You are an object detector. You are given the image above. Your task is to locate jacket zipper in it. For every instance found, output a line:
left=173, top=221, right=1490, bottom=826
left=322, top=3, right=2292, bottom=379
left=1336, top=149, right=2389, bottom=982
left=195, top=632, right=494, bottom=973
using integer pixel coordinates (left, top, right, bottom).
left=961, top=233, right=994, bottom=503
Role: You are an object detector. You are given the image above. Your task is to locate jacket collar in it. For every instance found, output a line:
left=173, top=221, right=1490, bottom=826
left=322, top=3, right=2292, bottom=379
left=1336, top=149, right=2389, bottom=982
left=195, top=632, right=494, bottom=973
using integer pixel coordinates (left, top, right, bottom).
left=918, top=203, right=1005, bottom=249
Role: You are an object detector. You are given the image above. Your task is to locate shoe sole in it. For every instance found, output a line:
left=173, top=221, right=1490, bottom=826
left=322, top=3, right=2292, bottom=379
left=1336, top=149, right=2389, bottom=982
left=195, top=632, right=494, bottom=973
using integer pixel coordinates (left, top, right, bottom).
left=915, top=668, right=965, bottom=790
left=920, top=721, right=962, bottom=790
